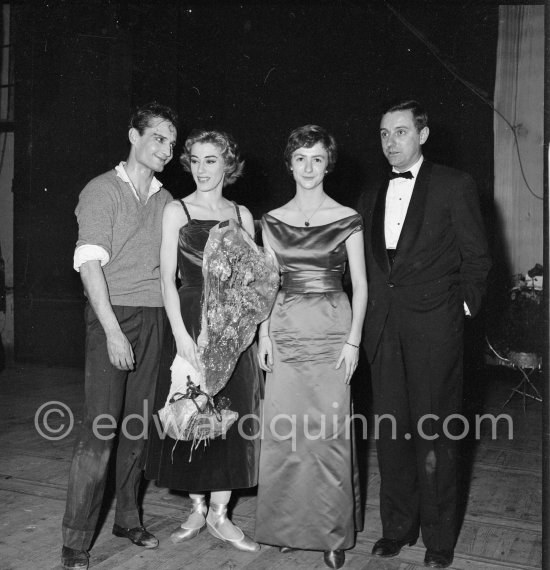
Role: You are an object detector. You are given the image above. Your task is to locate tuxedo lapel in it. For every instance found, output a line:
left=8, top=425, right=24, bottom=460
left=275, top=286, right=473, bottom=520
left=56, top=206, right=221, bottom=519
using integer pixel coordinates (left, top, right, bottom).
left=394, top=161, right=433, bottom=267
left=371, top=179, right=390, bottom=274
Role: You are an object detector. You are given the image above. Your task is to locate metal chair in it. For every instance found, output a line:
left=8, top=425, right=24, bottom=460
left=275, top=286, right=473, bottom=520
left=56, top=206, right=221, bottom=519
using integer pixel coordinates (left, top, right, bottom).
left=486, top=336, right=542, bottom=410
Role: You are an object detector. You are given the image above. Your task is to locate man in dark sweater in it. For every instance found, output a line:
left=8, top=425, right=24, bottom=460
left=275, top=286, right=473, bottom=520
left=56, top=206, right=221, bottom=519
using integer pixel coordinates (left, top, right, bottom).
left=61, top=102, right=177, bottom=570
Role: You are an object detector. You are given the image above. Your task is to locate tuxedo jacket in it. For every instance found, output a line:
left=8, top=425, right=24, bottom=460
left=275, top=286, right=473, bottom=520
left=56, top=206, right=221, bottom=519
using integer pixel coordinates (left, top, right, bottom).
left=357, top=160, right=491, bottom=363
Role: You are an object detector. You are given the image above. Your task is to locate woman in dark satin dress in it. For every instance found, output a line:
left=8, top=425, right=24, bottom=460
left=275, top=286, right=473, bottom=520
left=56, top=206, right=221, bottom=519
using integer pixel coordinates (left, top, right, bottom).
left=255, top=125, right=368, bottom=569
left=145, top=130, right=261, bottom=553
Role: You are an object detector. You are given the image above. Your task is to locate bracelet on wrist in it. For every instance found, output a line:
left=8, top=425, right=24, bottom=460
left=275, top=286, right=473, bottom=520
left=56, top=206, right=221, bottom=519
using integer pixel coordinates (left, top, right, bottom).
left=345, top=341, right=359, bottom=349
left=260, top=334, right=270, bottom=338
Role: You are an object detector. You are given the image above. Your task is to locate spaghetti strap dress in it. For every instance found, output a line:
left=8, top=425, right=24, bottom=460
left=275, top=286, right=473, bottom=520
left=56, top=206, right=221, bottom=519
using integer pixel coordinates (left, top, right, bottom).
left=145, top=200, right=263, bottom=491
left=255, top=213, right=363, bottom=551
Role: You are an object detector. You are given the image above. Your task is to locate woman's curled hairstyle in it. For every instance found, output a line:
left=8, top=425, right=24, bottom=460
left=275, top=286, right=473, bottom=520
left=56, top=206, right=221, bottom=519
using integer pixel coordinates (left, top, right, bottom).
left=180, top=129, right=244, bottom=187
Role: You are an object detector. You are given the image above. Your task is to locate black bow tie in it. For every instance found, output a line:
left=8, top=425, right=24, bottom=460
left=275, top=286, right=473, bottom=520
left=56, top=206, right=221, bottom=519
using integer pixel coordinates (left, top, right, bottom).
left=389, top=170, right=413, bottom=180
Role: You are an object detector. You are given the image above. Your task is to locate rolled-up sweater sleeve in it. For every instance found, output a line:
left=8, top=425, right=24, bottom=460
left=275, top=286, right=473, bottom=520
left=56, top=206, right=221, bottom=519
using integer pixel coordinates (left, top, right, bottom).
left=73, top=244, right=110, bottom=272
left=74, top=179, right=116, bottom=271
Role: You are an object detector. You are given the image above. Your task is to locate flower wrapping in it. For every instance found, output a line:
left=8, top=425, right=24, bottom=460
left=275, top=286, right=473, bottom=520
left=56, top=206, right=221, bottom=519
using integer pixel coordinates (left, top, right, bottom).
left=197, top=218, right=279, bottom=396
left=158, top=374, right=239, bottom=461
left=157, top=388, right=208, bottom=442
left=158, top=355, right=208, bottom=443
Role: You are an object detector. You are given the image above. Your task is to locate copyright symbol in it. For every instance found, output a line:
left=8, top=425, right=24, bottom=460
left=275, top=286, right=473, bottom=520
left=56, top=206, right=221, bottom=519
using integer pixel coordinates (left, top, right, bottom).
left=34, top=401, right=74, bottom=441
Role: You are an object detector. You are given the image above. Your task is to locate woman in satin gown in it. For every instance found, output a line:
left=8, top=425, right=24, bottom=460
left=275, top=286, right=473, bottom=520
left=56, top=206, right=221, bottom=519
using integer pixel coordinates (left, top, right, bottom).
left=145, top=130, right=262, bottom=553
left=255, top=125, right=368, bottom=569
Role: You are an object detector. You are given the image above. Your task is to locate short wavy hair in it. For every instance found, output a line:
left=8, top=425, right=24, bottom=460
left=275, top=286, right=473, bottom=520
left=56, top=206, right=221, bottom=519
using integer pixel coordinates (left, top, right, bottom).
left=180, top=129, right=244, bottom=187
left=129, top=101, right=178, bottom=134
left=283, top=125, right=338, bottom=174
left=383, top=100, right=428, bottom=132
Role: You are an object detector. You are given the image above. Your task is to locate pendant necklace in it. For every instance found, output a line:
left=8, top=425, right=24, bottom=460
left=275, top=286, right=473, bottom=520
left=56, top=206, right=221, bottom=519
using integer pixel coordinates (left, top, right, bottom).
left=294, top=194, right=327, bottom=227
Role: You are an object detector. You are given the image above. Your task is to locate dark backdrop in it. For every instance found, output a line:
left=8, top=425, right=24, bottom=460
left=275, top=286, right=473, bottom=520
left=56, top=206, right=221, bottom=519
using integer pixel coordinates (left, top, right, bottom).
left=12, top=1, right=505, bottom=365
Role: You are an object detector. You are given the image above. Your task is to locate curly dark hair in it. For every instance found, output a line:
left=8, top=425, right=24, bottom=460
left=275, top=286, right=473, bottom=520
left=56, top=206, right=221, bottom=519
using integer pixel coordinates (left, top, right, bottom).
left=180, top=129, right=244, bottom=187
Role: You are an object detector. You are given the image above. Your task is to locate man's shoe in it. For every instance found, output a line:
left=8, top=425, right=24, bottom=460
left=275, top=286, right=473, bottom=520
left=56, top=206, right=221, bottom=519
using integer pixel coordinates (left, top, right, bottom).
left=372, top=537, right=417, bottom=557
left=112, top=524, right=159, bottom=549
left=61, top=546, right=89, bottom=570
left=424, top=549, right=454, bottom=568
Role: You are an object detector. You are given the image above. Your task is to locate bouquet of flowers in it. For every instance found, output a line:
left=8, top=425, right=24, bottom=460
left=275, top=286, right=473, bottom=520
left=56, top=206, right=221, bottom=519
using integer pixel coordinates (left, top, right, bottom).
left=197, top=218, right=280, bottom=396
left=158, top=221, right=278, bottom=457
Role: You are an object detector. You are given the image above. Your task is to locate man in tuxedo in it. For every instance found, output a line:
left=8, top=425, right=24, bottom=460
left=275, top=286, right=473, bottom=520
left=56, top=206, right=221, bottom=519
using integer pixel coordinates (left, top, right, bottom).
left=357, top=100, right=490, bottom=568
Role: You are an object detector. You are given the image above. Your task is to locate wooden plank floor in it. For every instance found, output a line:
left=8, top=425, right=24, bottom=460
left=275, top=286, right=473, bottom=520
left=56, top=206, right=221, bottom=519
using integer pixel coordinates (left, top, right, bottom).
left=0, top=364, right=542, bottom=569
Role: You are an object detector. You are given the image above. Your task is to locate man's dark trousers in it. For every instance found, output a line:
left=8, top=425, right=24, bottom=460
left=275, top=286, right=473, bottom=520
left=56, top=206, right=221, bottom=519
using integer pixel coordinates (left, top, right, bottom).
left=62, top=305, right=165, bottom=551
left=371, top=294, right=464, bottom=553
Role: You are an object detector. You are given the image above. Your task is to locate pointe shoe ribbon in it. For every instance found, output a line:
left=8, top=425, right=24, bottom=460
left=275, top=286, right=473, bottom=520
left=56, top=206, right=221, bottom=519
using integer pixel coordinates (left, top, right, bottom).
left=170, top=496, right=208, bottom=543
left=206, top=502, right=260, bottom=552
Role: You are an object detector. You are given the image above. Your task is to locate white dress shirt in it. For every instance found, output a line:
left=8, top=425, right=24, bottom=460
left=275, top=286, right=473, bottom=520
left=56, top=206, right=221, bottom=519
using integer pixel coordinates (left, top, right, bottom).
left=384, top=156, right=424, bottom=249
left=383, top=156, right=470, bottom=315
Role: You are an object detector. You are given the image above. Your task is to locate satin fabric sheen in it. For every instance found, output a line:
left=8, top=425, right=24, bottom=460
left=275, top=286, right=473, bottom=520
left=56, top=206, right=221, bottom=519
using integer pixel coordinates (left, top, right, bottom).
left=145, top=215, right=263, bottom=491
left=255, top=213, right=363, bottom=551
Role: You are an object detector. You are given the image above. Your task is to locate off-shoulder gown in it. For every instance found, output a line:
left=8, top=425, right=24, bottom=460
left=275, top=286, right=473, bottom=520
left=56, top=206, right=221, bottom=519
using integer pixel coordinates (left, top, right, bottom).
left=255, top=213, right=363, bottom=551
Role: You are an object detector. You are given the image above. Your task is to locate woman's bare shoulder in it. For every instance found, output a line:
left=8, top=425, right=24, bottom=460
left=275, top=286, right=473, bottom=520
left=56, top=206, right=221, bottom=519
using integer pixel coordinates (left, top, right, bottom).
left=326, top=198, right=358, bottom=218
left=266, top=200, right=295, bottom=220
left=236, top=203, right=253, bottom=219
left=165, top=199, right=185, bottom=213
